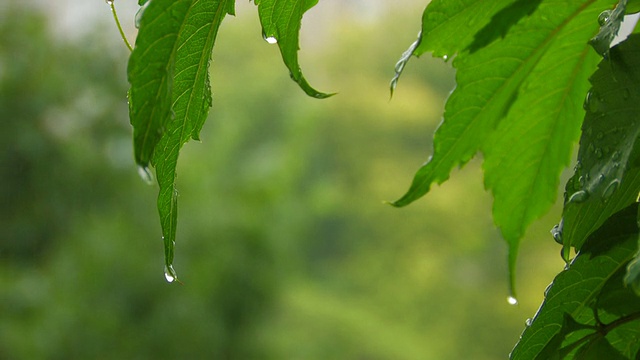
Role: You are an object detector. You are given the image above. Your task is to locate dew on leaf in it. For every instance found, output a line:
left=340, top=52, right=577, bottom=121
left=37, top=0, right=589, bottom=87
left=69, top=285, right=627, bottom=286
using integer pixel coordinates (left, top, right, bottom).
left=568, top=190, right=589, bottom=204
left=507, top=296, right=519, bottom=305
left=551, top=220, right=564, bottom=244
left=598, top=10, right=612, bottom=26
left=602, top=179, right=620, bottom=202
left=442, top=55, right=449, bottom=61
left=525, top=318, right=532, bottom=327
left=594, top=147, right=603, bottom=159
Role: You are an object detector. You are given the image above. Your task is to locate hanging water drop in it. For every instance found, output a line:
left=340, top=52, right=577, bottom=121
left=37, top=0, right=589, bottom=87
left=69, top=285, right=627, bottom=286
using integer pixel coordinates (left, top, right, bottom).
left=507, top=296, right=519, bottom=305
left=262, top=32, right=278, bottom=44
left=442, top=54, right=449, bottom=61
left=137, top=166, right=154, bottom=185
left=164, top=264, right=177, bottom=283
left=525, top=318, right=532, bottom=327
left=602, top=179, right=620, bottom=202
left=598, top=10, right=611, bottom=26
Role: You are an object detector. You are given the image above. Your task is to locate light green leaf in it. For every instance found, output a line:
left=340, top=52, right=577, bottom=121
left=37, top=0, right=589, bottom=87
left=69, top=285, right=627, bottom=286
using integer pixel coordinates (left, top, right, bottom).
left=561, top=34, right=640, bottom=255
left=254, top=0, right=333, bottom=98
left=511, top=203, right=639, bottom=359
left=392, top=1, right=614, bottom=292
left=128, top=0, right=235, bottom=281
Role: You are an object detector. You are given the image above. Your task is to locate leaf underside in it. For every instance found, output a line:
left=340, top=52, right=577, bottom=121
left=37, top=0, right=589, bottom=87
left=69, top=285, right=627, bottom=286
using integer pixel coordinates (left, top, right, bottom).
left=391, top=0, right=616, bottom=293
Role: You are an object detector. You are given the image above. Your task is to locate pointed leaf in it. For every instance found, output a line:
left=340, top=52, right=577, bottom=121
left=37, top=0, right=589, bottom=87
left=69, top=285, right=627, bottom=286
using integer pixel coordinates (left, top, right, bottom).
left=511, top=203, right=639, bottom=359
left=561, top=34, right=640, bottom=253
left=254, top=0, right=333, bottom=98
left=128, top=0, right=234, bottom=280
left=392, top=1, right=613, bottom=290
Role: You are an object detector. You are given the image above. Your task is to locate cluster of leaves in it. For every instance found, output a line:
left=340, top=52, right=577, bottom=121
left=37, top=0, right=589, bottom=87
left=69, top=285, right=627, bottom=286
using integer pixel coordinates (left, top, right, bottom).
left=124, top=0, right=640, bottom=357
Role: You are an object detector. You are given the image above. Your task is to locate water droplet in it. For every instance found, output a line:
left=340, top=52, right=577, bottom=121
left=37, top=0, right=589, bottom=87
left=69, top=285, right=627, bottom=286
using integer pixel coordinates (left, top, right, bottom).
left=507, top=296, right=519, bottom=305
left=525, top=318, right=533, bottom=327
left=164, top=264, right=177, bottom=283
left=583, top=91, right=592, bottom=111
left=602, top=179, right=620, bottom=201
left=598, top=10, right=611, bottom=26
left=595, top=147, right=603, bottom=159
left=262, top=32, right=278, bottom=44
left=551, top=220, right=564, bottom=244
left=578, top=175, right=586, bottom=188
left=105, top=0, right=114, bottom=4
left=568, top=190, right=589, bottom=203
left=612, top=151, right=621, bottom=161
left=137, top=166, right=154, bottom=185
left=442, top=54, right=449, bottom=61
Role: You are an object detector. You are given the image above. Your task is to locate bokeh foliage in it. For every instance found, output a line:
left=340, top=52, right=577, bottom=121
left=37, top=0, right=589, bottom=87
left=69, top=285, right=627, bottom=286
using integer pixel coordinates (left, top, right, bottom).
left=0, top=1, right=563, bottom=359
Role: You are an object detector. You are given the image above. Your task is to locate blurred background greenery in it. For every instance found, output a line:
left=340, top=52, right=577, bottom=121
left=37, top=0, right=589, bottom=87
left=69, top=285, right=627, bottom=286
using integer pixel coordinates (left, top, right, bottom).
left=0, top=1, right=569, bottom=358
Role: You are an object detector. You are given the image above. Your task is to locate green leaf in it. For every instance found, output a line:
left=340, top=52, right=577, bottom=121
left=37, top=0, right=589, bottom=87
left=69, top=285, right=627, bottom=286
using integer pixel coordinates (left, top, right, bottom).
left=511, top=203, right=639, bottom=359
left=254, top=0, right=333, bottom=99
left=589, top=0, right=627, bottom=56
left=391, top=0, right=514, bottom=92
left=467, top=0, right=543, bottom=53
left=561, top=34, right=640, bottom=254
left=393, top=1, right=613, bottom=292
left=574, top=336, right=628, bottom=359
left=128, top=0, right=235, bottom=281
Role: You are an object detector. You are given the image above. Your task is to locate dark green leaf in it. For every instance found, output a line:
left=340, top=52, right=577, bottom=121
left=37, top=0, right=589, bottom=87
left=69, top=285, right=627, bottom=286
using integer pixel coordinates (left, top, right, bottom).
left=128, top=0, right=235, bottom=281
left=574, top=336, right=628, bottom=359
left=511, top=203, right=639, bottom=359
left=254, top=0, right=333, bottom=99
left=561, top=34, right=640, bottom=253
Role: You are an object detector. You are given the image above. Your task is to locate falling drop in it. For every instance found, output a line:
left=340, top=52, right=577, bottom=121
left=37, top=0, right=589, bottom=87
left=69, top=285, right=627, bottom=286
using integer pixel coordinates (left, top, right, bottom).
left=137, top=166, right=154, bottom=185
left=164, top=264, right=177, bottom=283
left=598, top=10, right=611, bottom=26
left=507, top=296, right=519, bottom=305
left=602, top=179, right=620, bottom=202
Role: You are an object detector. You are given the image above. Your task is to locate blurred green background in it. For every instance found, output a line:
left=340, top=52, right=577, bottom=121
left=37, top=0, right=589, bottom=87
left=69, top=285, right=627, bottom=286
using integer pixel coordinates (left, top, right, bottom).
left=0, top=1, right=568, bottom=358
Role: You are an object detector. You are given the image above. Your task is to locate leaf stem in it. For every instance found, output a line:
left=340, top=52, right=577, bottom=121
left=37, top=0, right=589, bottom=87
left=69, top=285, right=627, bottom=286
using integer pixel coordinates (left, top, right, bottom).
left=108, top=1, right=133, bottom=52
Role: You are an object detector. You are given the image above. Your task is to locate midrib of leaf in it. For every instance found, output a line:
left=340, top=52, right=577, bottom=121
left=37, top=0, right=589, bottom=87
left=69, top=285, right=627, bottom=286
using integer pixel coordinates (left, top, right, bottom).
left=157, top=0, right=233, bottom=281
